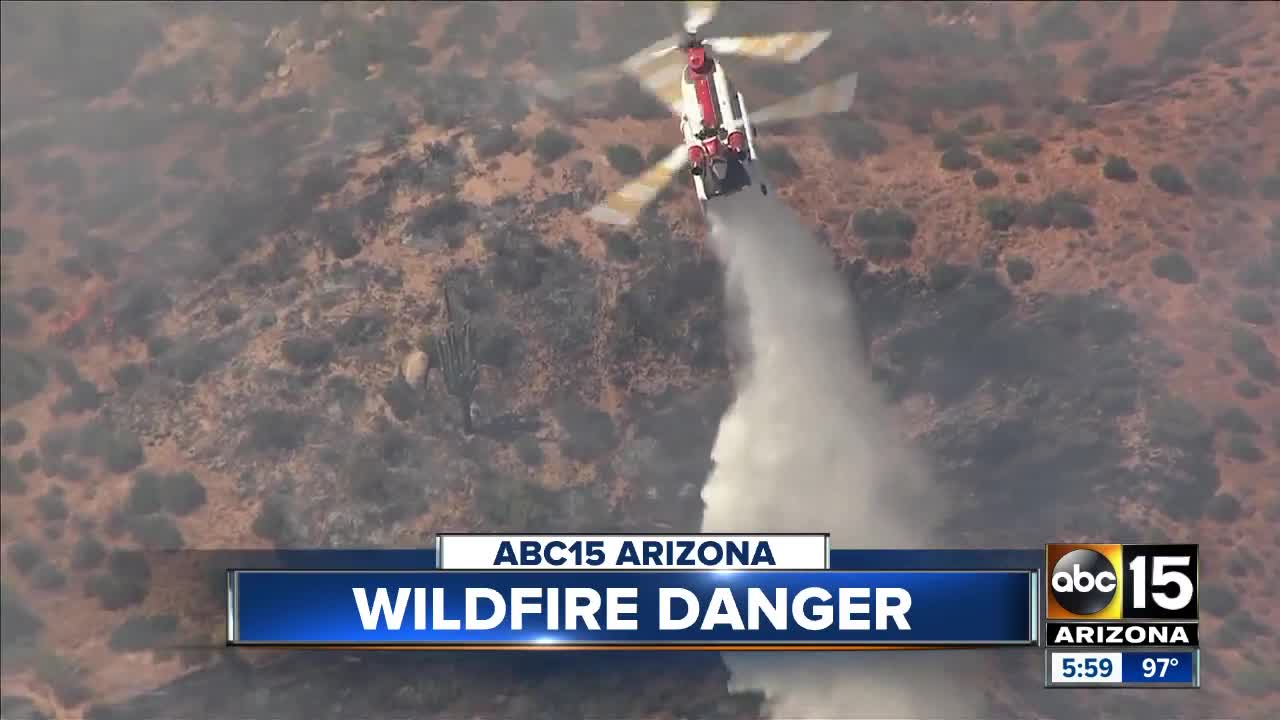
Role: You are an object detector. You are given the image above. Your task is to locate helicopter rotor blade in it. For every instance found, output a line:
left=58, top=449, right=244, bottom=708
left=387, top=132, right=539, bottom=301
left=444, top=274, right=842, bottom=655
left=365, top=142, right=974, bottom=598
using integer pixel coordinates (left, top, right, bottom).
left=587, top=145, right=688, bottom=226
left=703, top=30, right=833, bottom=63
left=750, top=72, right=859, bottom=127
left=684, top=1, right=720, bottom=35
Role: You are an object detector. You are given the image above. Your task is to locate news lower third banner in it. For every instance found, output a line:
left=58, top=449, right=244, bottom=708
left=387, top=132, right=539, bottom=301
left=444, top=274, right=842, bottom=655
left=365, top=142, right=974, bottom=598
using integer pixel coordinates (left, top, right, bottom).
left=227, top=569, right=1039, bottom=648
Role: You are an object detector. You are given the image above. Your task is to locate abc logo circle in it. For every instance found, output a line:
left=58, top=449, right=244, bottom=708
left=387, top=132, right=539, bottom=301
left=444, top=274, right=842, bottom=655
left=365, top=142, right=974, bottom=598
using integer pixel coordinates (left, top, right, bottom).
left=1051, top=549, right=1117, bottom=615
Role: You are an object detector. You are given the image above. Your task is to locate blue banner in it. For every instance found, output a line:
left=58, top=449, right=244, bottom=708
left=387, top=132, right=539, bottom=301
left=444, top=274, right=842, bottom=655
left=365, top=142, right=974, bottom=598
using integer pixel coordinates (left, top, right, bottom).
left=229, top=570, right=1036, bottom=647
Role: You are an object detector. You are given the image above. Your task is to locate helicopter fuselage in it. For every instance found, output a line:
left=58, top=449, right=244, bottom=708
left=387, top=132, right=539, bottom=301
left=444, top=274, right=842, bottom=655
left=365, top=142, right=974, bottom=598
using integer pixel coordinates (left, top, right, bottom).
left=679, top=39, right=758, bottom=201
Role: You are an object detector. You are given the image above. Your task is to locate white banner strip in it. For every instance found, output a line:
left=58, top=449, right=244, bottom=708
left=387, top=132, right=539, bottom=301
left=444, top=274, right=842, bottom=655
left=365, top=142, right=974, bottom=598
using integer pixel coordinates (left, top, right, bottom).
left=435, top=534, right=829, bottom=571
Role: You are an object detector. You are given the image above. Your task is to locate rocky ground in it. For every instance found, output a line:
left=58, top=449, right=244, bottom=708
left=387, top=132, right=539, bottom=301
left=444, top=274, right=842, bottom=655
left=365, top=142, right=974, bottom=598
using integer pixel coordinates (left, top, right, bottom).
left=1, top=2, right=1278, bottom=719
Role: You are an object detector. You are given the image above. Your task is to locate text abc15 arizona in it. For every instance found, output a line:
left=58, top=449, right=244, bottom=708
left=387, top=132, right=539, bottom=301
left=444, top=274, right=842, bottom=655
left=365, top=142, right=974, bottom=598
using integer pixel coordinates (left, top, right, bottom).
left=1045, top=543, right=1199, bottom=647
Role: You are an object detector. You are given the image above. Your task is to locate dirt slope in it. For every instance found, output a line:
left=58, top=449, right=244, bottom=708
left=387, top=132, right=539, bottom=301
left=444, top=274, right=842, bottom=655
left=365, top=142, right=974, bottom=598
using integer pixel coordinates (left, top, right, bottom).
left=2, top=2, right=1278, bottom=718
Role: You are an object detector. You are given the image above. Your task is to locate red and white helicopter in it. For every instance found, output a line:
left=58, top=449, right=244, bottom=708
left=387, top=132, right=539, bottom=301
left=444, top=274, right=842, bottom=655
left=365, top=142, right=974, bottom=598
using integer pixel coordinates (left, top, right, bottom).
left=536, top=1, right=859, bottom=226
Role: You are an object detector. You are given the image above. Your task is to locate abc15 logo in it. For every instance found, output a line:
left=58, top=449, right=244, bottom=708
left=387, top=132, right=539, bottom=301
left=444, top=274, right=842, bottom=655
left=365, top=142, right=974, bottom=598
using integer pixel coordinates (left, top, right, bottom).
left=1046, top=544, right=1199, bottom=621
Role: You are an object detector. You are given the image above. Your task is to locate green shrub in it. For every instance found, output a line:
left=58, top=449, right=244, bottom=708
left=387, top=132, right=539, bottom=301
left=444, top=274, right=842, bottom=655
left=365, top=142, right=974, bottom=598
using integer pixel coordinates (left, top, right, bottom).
left=1, top=456, right=25, bottom=495
left=1234, top=379, right=1262, bottom=399
left=214, top=303, right=242, bottom=326
left=127, top=514, right=184, bottom=549
left=1, top=227, right=28, bottom=256
left=22, top=287, right=58, bottom=315
left=1216, top=408, right=1260, bottom=435
left=604, top=144, right=645, bottom=175
left=1022, top=191, right=1093, bottom=229
left=927, top=262, right=968, bottom=293
left=824, top=116, right=888, bottom=159
left=1011, top=135, right=1042, bottom=155
left=30, top=651, right=90, bottom=706
left=52, top=380, right=101, bottom=416
left=125, top=471, right=164, bottom=516
left=557, top=401, right=619, bottom=462
left=1102, top=155, right=1138, bottom=182
left=904, top=103, right=934, bottom=135
left=1070, top=146, right=1098, bottom=164
left=759, top=146, right=800, bottom=178
left=1025, top=2, right=1092, bottom=47
left=85, top=550, right=150, bottom=610
left=244, top=409, right=308, bottom=453
left=1149, top=396, right=1212, bottom=449
left=1231, top=327, right=1279, bottom=381
left=1195, top=158, right=1247, bottom=198
left=933, top=130, right=968, bottom=151
left=103, top=430, right=145, bottom=474
left=35, top=490, right=67, bottom=524
left=253, top=494, right=291, bottom=543
left=335, top=314, right=387, bottom=349
left=601, top=229, right=637, bottom=260
left=1, top=346, right=48, bottom=410
left=1226, top=434, right=1264, bottom=463
left=979, top=197, right=1022, bottom=230
left=1061, top=101, right=1095, bottom=129
left=957, top=115, right=990, bottom=135
left=1149, top=163, right=1191, bottom=194
left=1076, top=45, right=1109, bottom=68
left=1158, top=2, right=1215, bottom=61
left=515, top=437, right=546, bottom=467
left=474, top=125, right=519, bottom=159
left=281, top=335, right=334, bottom=369
left=2, top=300, right=30, bottom=338
left=1233, top=262, right=1274, bottom=289
left=911, top=75, right=1012, bottom=111
left=1151, top=252, right=1197, bottom=284
left=108, top=614, right=179, bottom=653
left=1, top=577, right=42, bottom=645
left=980, top=134, right=1041, bottom=163
left=7, top=539, right=43, bottom=575
left=474, top=476, right=559, bottom=530
left=110, top=364, right=144, bottom=392
left=1261, top=174, right=1280, bottom=200
left=30, top=561, right=65, bottom=590
left=1, top=419, right=25, bottom=446
left=972, top=168, right=999, bottom=189
left=1227, top=548, right=1262, bottom=578
left=161, top=471, right=207, bottom=516
left=1233, top=295, right=1274, bottom=325
left=1199, top=584, right=1239, bottom=616
left=1205, top=493, right=1242, bottom=522
left=327, top=228, right=362, bottom=260
left=71, top=535, right=106, bottom=571
left=1232, top=666, right=1280, bottom=698
left=532, top=128, right=576, bottom=164
left=865, top=237, right=911, bottom=263
left=940, top=147, right=981, bottom=171
left=851, top=208, right=917, bottom=243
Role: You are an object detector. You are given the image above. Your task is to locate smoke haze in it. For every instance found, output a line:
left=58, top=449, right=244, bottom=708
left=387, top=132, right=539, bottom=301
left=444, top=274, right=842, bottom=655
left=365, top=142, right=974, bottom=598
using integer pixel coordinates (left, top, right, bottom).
left=699, top=191, right=985, bottom=717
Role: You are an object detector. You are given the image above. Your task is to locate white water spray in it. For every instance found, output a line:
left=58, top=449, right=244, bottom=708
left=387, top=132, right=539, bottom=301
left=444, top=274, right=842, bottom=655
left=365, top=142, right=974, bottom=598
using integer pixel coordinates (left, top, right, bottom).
left=699, top=191, right=984, bottom=717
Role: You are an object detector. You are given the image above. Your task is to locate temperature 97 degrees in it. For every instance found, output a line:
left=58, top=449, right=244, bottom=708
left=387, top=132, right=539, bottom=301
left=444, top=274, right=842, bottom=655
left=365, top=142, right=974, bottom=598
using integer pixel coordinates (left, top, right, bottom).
left=1123, top=651, right=1197, bottom=686
left=1044, top=650, right=1199, bottom=688
left=1142, top=655, right=1179, bottom=679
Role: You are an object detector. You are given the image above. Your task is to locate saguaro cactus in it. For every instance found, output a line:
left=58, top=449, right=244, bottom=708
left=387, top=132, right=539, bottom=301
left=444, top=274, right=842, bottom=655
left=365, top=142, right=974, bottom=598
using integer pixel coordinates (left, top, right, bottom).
left=434, top=289, right=478, bottom=434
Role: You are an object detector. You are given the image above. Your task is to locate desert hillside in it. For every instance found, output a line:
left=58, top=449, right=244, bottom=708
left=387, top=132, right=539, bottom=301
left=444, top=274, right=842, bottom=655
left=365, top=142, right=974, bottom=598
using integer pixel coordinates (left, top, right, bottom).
left=2, top=3, right=1278, bottom=719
